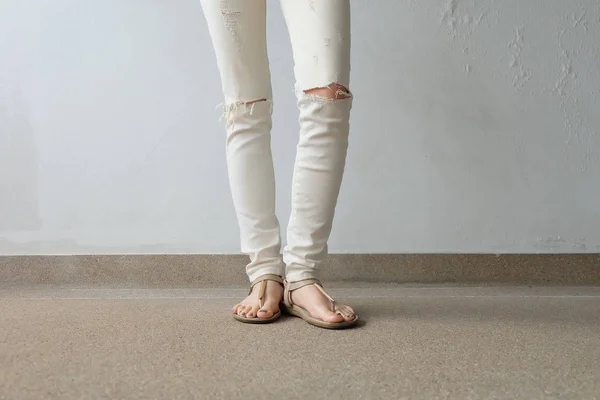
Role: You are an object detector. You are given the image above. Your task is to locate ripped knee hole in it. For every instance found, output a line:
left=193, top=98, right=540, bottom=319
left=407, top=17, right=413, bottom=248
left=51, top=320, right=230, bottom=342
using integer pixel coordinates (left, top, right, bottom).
left=243, top=99, right=268, bottom=105
left=303, top=83, right=351, bottom=100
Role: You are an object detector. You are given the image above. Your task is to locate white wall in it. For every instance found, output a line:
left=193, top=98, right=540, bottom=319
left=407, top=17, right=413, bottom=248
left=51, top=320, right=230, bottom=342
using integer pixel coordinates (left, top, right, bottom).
left=1, top=0, right=599, bottom=255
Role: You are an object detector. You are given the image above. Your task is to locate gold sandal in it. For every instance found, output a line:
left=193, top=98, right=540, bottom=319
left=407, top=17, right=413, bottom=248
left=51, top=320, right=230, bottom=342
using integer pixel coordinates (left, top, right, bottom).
left=233, top=274, right=284, bottom=324
left=282, top=279, right=358, bottom=329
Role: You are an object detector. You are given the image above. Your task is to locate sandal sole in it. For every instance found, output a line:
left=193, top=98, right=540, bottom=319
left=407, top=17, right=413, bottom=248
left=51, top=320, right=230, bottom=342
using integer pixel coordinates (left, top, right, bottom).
left=233, top=310, right=281, bottom=324
left=282, top=303, right=358, bottom=329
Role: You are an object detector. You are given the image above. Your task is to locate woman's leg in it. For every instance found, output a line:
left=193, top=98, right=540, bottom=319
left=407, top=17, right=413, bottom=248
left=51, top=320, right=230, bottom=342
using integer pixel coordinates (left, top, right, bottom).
left=201, top=0, right=284, bottom=319
left=280, top=0, right=356, bottom=322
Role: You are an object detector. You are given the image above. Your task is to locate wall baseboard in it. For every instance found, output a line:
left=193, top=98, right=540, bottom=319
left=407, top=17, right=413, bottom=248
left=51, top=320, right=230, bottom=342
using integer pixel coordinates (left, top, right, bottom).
left=1, top=254, right=599, bottom=288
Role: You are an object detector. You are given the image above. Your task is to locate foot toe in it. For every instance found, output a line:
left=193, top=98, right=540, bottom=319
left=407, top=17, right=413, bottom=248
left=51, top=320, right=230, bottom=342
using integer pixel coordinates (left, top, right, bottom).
left=336, top=305, right=357, bottom=321
left=322, top=310, right=344, bottom=323
left=239, top=305, right=251, bottom=317
left=257, top=300, right=280, bottom=319
left=341, top=313, right=356, bottom=322
left=257, top=310, right=273, bottom=319
left=246, top=305, right=260, bottom=318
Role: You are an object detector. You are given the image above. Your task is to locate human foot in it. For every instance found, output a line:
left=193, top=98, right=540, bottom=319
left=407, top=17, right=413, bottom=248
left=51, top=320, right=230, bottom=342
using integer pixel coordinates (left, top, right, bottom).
left=232, top=277, right=284, bottom=322
left=286, top=281, right=357, bottom=326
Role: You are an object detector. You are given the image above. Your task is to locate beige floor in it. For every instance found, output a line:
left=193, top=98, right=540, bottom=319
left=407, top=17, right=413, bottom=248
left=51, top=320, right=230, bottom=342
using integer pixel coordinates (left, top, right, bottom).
left=1, top=286, right=599, bottom=399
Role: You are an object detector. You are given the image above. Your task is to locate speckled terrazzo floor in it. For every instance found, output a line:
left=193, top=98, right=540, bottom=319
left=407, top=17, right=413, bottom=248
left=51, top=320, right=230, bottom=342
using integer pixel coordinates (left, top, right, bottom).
left=1, top=285, right=598, bottom=399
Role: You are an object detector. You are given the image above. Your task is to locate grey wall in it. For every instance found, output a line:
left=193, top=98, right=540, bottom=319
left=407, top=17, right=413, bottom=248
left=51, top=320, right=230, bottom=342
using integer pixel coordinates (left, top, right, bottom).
left=1, top=0, right=599, bottom=255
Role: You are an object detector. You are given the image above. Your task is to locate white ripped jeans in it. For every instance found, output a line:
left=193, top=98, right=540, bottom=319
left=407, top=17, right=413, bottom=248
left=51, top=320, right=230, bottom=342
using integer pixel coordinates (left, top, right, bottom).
left=200, top=0, right=352, bottom=284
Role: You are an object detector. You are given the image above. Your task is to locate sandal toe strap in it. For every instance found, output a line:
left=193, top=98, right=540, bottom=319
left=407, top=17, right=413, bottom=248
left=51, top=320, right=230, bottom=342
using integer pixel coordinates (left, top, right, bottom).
left=284, top=279, right=336, bottom=312
left=250, top=274, right=283, bottom=309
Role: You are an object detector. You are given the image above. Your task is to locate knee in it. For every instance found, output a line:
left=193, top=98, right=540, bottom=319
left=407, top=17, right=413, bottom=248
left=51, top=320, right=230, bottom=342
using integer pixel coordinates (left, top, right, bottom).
left=303, top=83, right=351, bottom=100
